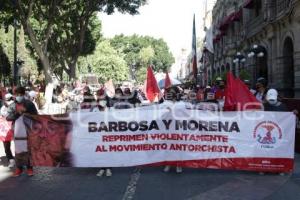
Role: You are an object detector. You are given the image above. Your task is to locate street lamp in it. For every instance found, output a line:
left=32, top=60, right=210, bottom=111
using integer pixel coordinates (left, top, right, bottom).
left=248, top=44, right=265, bottom=58
left=13, top=0, right=18, bottom=86
left=197, top=70, right=204, bottom=88
left=16, top=59, right=24, bottom=84
left=13, top=19, right=18, bottom=86
left=247, top=44, right=265, bottom=82
left=233, top=52, right=246, bottom=77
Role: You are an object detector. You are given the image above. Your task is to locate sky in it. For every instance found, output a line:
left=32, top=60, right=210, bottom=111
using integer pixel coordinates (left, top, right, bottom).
left=98, top=0, right=216, bottom=76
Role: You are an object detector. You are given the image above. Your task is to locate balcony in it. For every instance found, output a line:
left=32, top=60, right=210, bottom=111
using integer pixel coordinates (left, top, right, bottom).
left=245, top=13, right=265, bottom=39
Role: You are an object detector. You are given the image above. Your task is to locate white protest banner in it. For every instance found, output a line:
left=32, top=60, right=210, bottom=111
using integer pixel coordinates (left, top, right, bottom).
left=22, top=109, right=296, bottom=172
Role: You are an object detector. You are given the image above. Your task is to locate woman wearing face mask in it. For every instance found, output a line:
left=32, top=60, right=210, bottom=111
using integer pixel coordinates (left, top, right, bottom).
left=263, top=89, right=288, bottom=112
left=6, top=86, right=38, bottom=177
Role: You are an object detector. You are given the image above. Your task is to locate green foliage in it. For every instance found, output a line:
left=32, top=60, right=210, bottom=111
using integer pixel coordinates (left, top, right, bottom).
left=0, top=0, right=147, bottom=81
left=109, top=34, right=175, bottom=83
left=17, top=27, right=38, bottom=80
left=0, top=26, right=14, bottom=67
left=0, top=25, right=38, bottom=85
left=0, top=45, right=11, bottom=84
left=239, top=69, right=251, bottom=81
left=77, top=40, right=128, bottom=83
left=135, top=67, right=147, bottom=84
left=139, top=46, right=155, bottom=66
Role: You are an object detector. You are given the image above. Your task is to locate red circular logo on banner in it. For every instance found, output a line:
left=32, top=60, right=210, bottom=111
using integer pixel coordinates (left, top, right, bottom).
left=253, top=121, right=282, bottom=145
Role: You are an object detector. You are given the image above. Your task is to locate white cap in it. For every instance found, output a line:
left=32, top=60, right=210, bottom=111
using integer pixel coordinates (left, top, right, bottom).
left=5, top=93, right=13, bottom=100
left=28, top=91, right=37, bottom=98
left=266, top=89, right=278, bottom=101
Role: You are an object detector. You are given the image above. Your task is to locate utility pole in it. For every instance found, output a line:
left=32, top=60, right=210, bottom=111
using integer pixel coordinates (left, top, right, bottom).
left=13, top=19, right=18, bottom=86
left=13, top=0, right=18, bottom=86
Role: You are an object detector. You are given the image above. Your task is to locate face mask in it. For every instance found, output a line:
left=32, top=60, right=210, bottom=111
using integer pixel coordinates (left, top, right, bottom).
left=268, top=99, right=277, bottom=105
left=16, top=96, right=24, bottom=103
left=99, top=100, right=106, bottom=107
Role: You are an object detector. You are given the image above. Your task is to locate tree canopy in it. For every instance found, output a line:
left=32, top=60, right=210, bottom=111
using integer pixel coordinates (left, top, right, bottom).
left=0, top=45, right=11, bottom=84
left=77, top=40, right=128, bottom=83
left=0, top=0, right=147, bottom=83
left=110, top=34, right=175, bottom=83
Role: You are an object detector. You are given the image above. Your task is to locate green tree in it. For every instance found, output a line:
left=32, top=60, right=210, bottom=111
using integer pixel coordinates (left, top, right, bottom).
left=17, top=26, right=38, bottom=82
left=139, top=46, right=155, bottom=66
left=110, top=34, right=175, bottom=83
left=78, top=40, right=128, bottom=83
left=0, top=45, right=11, bottom=85
left=135, top=66, right=147, bottom=84
left=0, top=26, right=14, bottom=69
left=46, top=14, right=102, bottom=80
left=0, top=0, right=147, bottom=83
left=0, top=25, right=38, bottom=85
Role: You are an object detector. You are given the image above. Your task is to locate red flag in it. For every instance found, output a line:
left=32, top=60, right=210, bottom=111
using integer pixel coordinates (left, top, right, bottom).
left=224, top=72, right=261, bottom=111
left=165, top=72, right=171, bottom=89
left=234, top=78, right=261, bottom=110
left=224, top=72, right=237, bottom=111
left=146, top=66, right=161, bottom=102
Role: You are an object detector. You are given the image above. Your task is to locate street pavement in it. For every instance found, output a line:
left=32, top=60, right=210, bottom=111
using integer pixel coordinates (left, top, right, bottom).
left=1, top=143, right=300, bottom=200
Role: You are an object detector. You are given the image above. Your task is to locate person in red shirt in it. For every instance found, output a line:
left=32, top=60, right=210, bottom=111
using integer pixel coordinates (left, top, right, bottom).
left=215, top=80, right=225, bottom=100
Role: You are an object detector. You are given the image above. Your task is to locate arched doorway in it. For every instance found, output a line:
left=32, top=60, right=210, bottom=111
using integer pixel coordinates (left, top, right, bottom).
left=282, top=37, right=295, bottom=98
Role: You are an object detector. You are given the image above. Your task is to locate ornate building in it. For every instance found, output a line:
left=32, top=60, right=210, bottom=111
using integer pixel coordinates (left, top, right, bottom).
left=211, top=0, right=300, bottom=98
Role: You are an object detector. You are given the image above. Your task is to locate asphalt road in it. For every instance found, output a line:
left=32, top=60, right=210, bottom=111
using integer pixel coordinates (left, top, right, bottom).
left=1, top=143, right=300, bottom=200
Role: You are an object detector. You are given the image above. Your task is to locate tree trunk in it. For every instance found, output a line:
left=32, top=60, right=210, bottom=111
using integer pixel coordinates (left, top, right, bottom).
left=23, top=23, right=53, bottom=84
left=69, top=61, right=76, bottom=81
left=16, top=0, right=53, bottom=84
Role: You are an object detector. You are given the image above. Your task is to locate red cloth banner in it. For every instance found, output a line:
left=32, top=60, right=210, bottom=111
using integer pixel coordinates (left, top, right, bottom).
left=0, top=116, right=13, bottom=142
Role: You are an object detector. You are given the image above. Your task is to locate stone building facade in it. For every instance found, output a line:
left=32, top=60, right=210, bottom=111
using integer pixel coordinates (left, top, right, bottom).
left=210, top=0, right=300, bottom=98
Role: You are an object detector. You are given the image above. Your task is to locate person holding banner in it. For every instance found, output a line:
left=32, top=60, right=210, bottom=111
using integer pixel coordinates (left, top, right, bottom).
left=96, top=88, right=114, bottom=177
left=0, top=93, right=15, bottom=168
left=263, top=89, right=288, bottom=112
left=163, top=88, right=183, bottom=173
left=6, top=86, right=38, bottom=177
